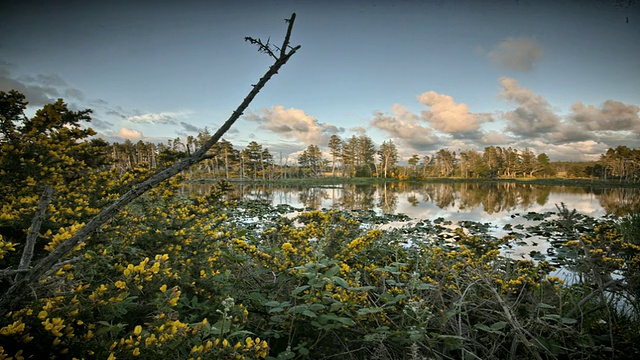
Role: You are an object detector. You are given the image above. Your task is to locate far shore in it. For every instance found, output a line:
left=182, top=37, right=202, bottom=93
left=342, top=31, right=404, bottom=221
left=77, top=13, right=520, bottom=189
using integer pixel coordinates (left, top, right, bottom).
left=186, top=176, right=640, bottom=189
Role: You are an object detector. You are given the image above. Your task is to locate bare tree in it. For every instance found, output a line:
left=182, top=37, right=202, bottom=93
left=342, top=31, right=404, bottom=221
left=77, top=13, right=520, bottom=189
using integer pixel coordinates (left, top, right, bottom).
left=0, top=13, right=301, bottom=311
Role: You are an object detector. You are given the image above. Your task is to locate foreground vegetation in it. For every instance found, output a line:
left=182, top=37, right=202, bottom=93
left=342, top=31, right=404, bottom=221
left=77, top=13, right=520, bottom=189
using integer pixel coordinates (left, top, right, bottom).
left=2, top=175, right=640, bottom=359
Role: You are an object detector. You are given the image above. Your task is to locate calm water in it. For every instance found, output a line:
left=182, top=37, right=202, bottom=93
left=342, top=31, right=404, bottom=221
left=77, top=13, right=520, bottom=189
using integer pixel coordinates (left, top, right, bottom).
left=189, top=181, right=640, bottom=220
left=187, top=181, right=640, bottom=258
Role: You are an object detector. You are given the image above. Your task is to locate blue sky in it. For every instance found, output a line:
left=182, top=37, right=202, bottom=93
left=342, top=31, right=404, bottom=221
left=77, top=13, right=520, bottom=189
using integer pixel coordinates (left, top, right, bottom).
left=1, top=0, right=639, bottom=162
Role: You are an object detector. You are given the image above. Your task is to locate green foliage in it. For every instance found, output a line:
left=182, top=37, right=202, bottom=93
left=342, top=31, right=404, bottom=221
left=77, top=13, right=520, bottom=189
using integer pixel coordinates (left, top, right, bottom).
left=0, top=90, right=114, bottom=273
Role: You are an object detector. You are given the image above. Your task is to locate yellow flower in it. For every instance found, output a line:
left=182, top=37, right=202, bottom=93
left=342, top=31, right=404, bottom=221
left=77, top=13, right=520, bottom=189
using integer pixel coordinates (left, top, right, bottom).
left=281, top=242, right=296, bottom=254
left=145, top=334, right=157, bottom=347
left=134, top=325, right=142, bottom=336
left=0, top=320, right=26, bottom=336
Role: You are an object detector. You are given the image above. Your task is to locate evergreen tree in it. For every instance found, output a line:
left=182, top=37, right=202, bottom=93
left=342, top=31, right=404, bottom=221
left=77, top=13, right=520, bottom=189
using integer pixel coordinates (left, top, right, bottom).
left=298, top=144, right=323, bottom=177
left=378, top=140, right=398, bottom=178
left=328, top=134, right=342, bottom=177
left=356, top=135, right=376, bottom=177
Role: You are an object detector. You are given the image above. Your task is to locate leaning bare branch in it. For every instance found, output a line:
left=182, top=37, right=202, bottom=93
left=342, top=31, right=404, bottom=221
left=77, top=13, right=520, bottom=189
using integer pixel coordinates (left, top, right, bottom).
left=15, top=185, right=52, bottom=283
left=0, top=13, right=301, bottom=311
left=280, top=13, right=296, bottom=58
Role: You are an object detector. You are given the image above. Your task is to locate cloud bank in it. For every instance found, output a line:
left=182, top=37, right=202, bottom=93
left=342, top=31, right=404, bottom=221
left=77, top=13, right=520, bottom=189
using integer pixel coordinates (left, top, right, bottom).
left=0, top=65, right=85, bottom=106
left=570, top=100, right=640, bottom=133
left=367, top=77, right=639, bottom=160
left=497, top=77, right=640, bottom=150
left=371, top=92, right=489, bottom=152
left=498, top=77, right=561, bottom=136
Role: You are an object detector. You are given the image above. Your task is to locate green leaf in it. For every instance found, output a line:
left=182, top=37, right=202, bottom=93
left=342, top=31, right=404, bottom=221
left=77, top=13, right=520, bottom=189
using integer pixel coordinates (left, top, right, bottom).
left=561, top=317, right=578, bottom=324
left=382, top=294, right=406, bottom=305
left=357, top=307, right=383, bottom=315
left=333, top=276, right=350, bottom=288
left=541, top=314, right=561, bottom=322
left=350, top=285, right=375, bottom=291
left=490, top=321, right=507, bottom=330
left=291, top=285, right=309, bottom=296
left=474, top=323, right=493, bottom=332
left=289, top=304, right=309, bottom=314
left=474, top=322, right=505, bottom=334
left=337, top=317, right=355, bottom=325
left=414, top=282, right=436, bottom=290
left=537, top=302, right=556, bottom=309
left=275, top=349, right=296, bottom=360
left=302, top=310, right=317, bottom=318
left=325, top=265, right=340, bottom=277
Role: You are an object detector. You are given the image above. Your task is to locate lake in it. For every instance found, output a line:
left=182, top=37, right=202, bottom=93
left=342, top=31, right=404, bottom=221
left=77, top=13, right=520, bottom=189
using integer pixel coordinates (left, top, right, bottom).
left=185, top=181, right=640, bottom=258
left=188, top=181, right=639, bottom=219
left=181, top=181, right=640, bottom=264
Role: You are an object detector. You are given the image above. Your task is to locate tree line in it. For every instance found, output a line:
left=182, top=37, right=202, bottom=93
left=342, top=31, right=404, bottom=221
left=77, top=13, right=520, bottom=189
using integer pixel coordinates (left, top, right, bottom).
left=108, top=131, right=640, bottom=182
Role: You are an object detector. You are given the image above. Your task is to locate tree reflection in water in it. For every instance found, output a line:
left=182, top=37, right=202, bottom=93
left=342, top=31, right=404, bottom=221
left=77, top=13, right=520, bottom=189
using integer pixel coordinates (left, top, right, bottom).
left=183, top=181, right=640, bottom=217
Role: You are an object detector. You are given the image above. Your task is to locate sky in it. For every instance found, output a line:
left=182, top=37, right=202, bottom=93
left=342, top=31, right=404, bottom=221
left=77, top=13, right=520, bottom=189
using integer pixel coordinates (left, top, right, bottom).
left=1, top=0, right=639, bottom=162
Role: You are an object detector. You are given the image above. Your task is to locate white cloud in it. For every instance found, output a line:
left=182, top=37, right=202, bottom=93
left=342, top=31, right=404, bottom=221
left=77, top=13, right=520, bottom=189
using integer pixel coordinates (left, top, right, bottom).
left=126, top=111, right=191, bottom=125
left=114, top=127, right=143, bottom=140
left=371, top=104, right=440, bottom=151
left=247, top=105, right=342, bottom=145
left=487, top=37, right=543, bottom=72
left=417, top=91, right=484, bottom=133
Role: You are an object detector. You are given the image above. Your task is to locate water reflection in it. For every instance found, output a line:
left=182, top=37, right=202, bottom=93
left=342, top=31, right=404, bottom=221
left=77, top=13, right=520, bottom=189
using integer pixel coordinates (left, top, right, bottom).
left=185, top=181, right=640, bottom=218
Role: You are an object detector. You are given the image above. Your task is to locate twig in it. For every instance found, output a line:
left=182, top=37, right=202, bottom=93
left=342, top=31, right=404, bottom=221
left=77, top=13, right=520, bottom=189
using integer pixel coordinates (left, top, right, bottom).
left=0, top=268, right=30, bottom=278
left=566, top=279, right=618, bottom=318
left=244, top=37, right=277, bottom=60
left=482, top=274, right=547, bottom=360
left=0, top=13, right=301, bottom=311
